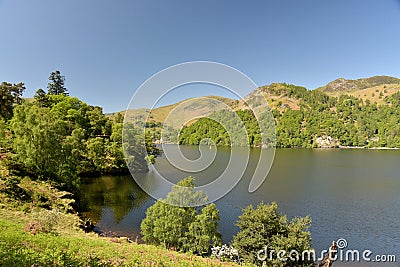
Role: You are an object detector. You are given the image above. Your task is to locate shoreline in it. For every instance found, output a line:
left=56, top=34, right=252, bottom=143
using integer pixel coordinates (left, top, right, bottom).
left=337, top=146, right=400, bottom=150
left=158, top=143, right=400, bottom=150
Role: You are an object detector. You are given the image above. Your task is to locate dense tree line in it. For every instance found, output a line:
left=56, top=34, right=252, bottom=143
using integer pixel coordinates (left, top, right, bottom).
left=179, top=109, right=262, bottom=147
left=180, top=84, right=400, bottom=148
left=0, top=71, right=151, bottom=197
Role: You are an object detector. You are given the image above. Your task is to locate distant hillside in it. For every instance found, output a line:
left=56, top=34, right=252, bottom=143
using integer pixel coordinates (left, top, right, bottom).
left=242, top=76, right=400, bottom=109
left=122, top=83, right=311, bottom=125
left=120, top=75, right=400, bottom=138
left=182, top=87, right=400, bottom=148
left=316, top=76, right=400, bottom=104
left=175, top=77, right=400, bottom=148
left=121, top=96, right=239, bottom=126
left=112, top=75, right=400, bottom=148
left=317, top=76, right=400, bottom=93
left=134, top=76, right=400, bottom=124
left=248, top=83, right=306, bottom=112
left=148, top=95, right=239, bottom=123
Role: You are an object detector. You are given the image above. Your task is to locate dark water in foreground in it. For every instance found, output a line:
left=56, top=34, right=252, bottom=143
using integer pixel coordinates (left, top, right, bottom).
left=80, top=147, right=400, bottom=266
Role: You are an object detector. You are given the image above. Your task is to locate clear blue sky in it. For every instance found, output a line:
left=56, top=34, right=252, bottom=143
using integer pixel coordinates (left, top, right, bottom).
left=1, top=0, right=400, bottom=112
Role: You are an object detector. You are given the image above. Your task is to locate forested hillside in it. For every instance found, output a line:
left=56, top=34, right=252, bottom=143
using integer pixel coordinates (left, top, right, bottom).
left=178, top=77, right=400, bottom=148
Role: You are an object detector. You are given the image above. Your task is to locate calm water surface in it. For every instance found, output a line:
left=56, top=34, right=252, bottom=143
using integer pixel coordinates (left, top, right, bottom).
left=80, top=147, right=400, bottom=266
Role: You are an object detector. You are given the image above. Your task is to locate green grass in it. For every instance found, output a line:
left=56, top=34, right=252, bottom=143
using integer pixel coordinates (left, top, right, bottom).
left=0, top=209, right=240, bottom=267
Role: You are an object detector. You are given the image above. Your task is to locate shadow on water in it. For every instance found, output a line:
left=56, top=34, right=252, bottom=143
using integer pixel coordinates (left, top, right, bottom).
left=79, top=175, right=153, bottom=238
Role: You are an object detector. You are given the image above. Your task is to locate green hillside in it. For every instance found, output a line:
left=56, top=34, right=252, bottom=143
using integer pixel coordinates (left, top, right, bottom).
left=0, top=209, right=240, bottom=267
left=177, top=78, right=400, bottom=148
left=111, top=76, right=400, bottom=148
left=118, top=96, right=239, bottom=125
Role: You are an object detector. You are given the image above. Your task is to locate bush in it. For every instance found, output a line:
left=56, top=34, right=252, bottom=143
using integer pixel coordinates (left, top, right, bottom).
left=27, top=209, right=62, bottom=234
left=18, top=177, right=75, bottom=212
left=140, top=177, right=222, bottom=255
left=232, top=202, right=313, bottom=266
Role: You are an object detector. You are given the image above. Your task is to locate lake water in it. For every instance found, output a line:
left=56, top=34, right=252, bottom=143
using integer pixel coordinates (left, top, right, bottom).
left=80, top=147, right=400, bottom=266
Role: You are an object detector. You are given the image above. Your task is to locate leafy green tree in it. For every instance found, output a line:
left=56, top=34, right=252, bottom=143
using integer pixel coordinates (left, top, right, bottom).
left=140, top=177, right=222, bottom=254
left=114, top=112, right=124, bottom=123
left=105, top=139, right=126, bottom=171
left=185, top=203, right=222, bottom=254
left=64, top=121, right=127, bottom=175
left=48, top=95, right=90, bottom=134
left=86, top=137, right=107, bottom=172
left=33, top=88, right=49, bottom=107
left=0, top=119, right=5, bottom=140
left=123, top=122, right=149, bottom=172
left=47, top=70, right=68, bottom=95
left=145, top=130, right=160, bottom=156
left=64, top=128, right=87, bottom=173
left=106, top=121, right=126, bottom=170
left=232, top=202, right=312, bottom=266
left=0, top=119, right=9, bottom=152
left=0, top=82, right=25, bottom=119
left=11, top=104, right=79, bottom=191
left=86, top=106, right=110, bottom=137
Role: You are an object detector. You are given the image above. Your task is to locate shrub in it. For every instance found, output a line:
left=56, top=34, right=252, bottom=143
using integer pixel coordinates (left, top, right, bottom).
left=27, top=209, right=62, bottom=234
left=232, top=202, right=313, bottom=266
left=18, top=177, right=75, bottom=212
left=141, top=177, right=222, bottom=255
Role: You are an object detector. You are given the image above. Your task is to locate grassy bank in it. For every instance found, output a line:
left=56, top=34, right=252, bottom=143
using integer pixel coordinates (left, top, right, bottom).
left=0, top=209, right=240, bottom=267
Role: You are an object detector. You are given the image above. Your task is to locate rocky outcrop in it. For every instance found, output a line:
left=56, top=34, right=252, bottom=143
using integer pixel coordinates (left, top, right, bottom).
left=315, top=136, right=339, bottom=148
